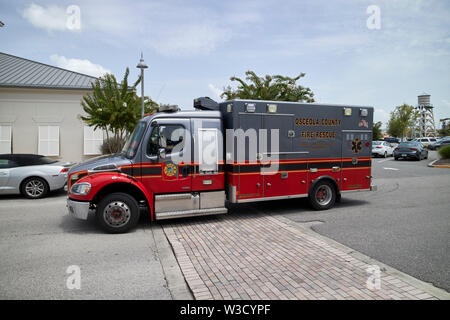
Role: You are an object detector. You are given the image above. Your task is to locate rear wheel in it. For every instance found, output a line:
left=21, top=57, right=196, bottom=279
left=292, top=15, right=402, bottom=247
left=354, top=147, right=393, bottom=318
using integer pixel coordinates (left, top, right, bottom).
left=21, top=177, right=49, bottom=199
left=96, top=192, right=140, bottom=233
left=309, top=181, right=336, bottom=210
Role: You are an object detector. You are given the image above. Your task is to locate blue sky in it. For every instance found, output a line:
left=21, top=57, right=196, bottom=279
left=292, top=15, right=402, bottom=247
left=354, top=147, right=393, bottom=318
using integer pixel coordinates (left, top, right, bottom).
left=1, top=0, right=449, bottom=128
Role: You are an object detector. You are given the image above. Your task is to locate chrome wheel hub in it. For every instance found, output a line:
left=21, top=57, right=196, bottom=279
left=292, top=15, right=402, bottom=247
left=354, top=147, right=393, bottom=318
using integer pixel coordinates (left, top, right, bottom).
left=316, top=185, right=332, bottom=206
left=103, top=201, right=131, bottom=228
left=25, top=180, right=44, bottom=197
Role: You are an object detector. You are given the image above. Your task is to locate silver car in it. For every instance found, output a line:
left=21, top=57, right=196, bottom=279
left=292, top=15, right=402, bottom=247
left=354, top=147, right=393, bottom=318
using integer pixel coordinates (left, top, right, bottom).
left=0, top=154, right=74, bottom=199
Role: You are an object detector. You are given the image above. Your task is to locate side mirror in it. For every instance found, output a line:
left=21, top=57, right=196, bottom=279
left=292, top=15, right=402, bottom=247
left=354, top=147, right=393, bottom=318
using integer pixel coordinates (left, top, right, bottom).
left=158, top=126, right=167, bottom=148
left=158, top=148, right=166, bottom=159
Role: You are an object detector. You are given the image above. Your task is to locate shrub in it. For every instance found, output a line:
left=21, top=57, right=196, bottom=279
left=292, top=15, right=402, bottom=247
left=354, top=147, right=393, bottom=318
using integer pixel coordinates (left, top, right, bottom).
left=100, top=136, right=126, bottom=155
left=438, top=145, right=450, bottom=159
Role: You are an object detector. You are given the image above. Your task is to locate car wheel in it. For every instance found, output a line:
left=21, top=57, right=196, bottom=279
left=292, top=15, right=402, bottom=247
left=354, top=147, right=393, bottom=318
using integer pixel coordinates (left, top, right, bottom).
left=96, top=192, right=140, bottom=233
left=21, top=177, right=49, bottom=199
left=394, top=157, right=399, bottom=160
left=309, top=180, right=336, bottom=210
left=383, top=152, right=387, bottom=158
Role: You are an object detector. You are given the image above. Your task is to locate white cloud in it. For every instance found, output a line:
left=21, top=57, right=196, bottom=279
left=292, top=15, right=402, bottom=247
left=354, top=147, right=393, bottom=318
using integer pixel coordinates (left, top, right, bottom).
left=22, top=3, right=69, bottom=32
left=149, top=23, right=231, bottom=57
left=208, top=84, right=224, bottom=101
left=374, top=108, right=391, bottom=126
left=50, top=55, right=110, bottom=77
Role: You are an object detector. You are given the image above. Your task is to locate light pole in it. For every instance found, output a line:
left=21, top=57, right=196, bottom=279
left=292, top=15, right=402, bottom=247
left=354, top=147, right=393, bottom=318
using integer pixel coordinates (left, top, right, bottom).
left=136, top=53, right=148, bottom=117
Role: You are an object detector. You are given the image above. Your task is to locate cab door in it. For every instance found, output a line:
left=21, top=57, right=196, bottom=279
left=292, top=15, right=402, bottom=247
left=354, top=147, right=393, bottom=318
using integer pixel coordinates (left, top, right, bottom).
left=140, top=119, right=192, bottom=194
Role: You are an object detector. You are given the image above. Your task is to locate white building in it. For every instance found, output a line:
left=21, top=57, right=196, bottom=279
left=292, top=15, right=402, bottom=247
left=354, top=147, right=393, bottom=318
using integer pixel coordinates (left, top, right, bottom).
left=0, top=52, right=104, bottom=163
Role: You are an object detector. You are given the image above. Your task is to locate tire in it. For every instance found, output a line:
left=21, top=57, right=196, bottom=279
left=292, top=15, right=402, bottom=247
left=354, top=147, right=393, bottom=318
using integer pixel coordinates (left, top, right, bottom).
left=394, top=157, right=399, bottom=160
left=21, top=177, right=49, bottom=199
left=309, top=180, right=336, bottom=210
left=383, top=152, right=387, bottom=158
left=425, top=153, right=428, bottom=160
left=96, top=192, right=140, bottom=233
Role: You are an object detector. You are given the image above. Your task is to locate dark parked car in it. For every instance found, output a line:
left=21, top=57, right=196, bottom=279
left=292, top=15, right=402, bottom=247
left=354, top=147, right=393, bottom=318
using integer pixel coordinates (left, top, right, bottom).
left=384, top=137, right=400, bottom=144
left=393, top=142, right=428, bottom=161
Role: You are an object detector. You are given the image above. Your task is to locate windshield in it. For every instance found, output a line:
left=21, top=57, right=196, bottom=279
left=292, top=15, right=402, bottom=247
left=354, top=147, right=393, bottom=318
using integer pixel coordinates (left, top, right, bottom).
left=399, top=142, right=418, bottom=147
left=121, top=122, right=147, bottom=159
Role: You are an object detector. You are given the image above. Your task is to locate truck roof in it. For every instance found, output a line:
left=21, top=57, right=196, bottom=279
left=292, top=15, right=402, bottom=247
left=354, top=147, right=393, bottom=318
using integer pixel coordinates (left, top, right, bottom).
left=141, top=110, right=222, bottom=123
left=228, top=99, right=373, bottom=109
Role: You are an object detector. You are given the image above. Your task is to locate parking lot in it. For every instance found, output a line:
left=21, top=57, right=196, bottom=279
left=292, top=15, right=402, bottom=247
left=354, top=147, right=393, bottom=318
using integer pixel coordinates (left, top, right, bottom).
left=0, top=151, right=448, bottom=298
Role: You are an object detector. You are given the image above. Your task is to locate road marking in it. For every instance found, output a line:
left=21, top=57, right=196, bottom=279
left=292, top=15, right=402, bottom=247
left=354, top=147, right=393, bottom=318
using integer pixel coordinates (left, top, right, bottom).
left=383, top=167, right=399, bottom=171
left=378, top=158, right=393, bottom=163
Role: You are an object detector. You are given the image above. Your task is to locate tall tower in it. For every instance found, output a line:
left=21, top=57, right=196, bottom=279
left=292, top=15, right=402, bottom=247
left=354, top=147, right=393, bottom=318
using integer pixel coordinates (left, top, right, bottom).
left=416, top=94, right=437, bottom=137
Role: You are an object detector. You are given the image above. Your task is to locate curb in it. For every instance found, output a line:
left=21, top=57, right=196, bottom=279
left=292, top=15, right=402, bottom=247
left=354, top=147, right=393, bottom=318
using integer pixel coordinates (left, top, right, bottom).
left=152, top=224, right=194, bottom=300
left=271, top=215, right=450, bottom=300
left=428, top=159, right=450, bottom=168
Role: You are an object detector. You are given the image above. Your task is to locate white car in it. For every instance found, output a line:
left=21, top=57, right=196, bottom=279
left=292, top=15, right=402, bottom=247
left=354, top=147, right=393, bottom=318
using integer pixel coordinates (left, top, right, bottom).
left=372, top=141, right=394, bottom=158
left=413, top=137, right=437, bottom=148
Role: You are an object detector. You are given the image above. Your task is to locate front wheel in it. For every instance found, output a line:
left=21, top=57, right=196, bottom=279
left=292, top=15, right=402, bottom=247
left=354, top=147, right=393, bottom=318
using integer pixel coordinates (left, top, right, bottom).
left=309, top=181, right=336, bottom=210
left=96, top=192, right=140, bottom=233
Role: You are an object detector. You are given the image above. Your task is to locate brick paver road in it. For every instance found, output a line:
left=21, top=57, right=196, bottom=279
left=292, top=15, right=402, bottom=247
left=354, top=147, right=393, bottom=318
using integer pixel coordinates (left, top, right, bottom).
left=162, top=209, right=447, bottom=300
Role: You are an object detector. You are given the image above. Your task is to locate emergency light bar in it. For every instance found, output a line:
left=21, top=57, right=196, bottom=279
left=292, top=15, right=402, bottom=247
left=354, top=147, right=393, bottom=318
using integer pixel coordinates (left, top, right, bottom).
left=158, top=104, right=179, bottom=112
left=194, top=97, right=219, bottom=110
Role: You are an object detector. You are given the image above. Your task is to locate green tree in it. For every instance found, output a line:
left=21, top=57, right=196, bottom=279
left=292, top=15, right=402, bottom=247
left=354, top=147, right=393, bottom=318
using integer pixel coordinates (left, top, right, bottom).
left=387, top=104, right=418, bottom=140
left=221, top=71, right=315, bottom=102
left=80, top=68, right=157, bottom=153
left=373, top=121, right=383, bottom=141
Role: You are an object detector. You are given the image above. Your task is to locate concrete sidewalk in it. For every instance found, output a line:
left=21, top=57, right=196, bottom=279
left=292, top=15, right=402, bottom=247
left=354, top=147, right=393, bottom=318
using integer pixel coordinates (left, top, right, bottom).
left=161, top=209, right=449, bottom=300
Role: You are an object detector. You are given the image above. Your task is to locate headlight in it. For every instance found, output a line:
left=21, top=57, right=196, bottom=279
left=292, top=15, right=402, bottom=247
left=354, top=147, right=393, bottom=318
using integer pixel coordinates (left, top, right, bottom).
left=70, top=182, right=91, bottom=195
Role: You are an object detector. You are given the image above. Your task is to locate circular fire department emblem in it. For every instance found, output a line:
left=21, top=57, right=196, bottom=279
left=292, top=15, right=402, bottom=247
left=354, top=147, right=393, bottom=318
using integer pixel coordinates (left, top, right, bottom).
left=351, top=138, right=362, bottom=154
left=164, top=163, right=177, bottom=177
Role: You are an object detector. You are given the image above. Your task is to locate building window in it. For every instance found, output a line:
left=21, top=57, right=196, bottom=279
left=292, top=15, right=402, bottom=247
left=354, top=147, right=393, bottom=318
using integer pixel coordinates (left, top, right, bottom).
left=0, top=125, right=12, bottom=153
left=84, top=126, right=104, bottom=155
left=38, top=126, right=59, bottom=156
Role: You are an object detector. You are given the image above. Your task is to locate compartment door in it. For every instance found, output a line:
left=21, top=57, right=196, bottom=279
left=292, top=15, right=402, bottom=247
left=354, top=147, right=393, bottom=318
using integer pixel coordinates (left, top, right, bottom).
left=237, top=114, right=263, bottom=200
left=341, top=130, right=372, bottom=191
left=262, top=114, right=294, bottom=198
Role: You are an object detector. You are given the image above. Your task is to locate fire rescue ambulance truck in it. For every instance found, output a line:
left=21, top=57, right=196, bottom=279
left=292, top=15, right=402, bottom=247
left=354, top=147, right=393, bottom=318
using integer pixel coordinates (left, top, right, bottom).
left=67, top=97, right=375, bottom=233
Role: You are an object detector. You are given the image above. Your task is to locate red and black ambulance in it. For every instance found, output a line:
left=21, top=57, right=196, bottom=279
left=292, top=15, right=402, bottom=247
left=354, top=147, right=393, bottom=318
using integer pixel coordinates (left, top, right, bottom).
left=67, top=97, right=375, bottom=233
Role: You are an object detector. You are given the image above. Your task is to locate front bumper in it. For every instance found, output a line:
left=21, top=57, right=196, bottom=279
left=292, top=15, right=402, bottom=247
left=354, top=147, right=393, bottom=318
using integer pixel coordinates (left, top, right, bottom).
left=67, top=198, right=90, bottom=220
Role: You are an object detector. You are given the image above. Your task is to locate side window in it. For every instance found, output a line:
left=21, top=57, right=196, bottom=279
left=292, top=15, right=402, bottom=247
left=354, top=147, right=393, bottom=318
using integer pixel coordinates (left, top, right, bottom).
left=147, top=125, right=185, bottom=156
left=147, top=126, right=159, bottom=156
left=0, top=159, right=18, bottom=169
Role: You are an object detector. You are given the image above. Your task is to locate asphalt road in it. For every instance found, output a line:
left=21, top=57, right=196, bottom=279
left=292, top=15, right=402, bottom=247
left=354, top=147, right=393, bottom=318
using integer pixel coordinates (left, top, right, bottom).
left=0, top=192, right=174, bottom=299
left=1, top=151, right=448, bottom=298
left=250, top=151, right=450, bottom=292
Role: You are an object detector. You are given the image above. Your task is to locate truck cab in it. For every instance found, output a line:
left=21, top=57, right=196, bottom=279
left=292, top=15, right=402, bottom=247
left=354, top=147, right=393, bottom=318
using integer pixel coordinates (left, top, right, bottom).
left=67, top=105, right=227, bottom=233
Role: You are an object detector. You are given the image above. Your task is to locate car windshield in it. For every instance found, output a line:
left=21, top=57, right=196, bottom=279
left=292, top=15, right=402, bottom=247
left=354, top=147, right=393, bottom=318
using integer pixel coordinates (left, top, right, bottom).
left=399, top=142, right=418, bottom=147
left=372, top=141, right=382, bottom=145
left=121, top=122, right=147, bottom=159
